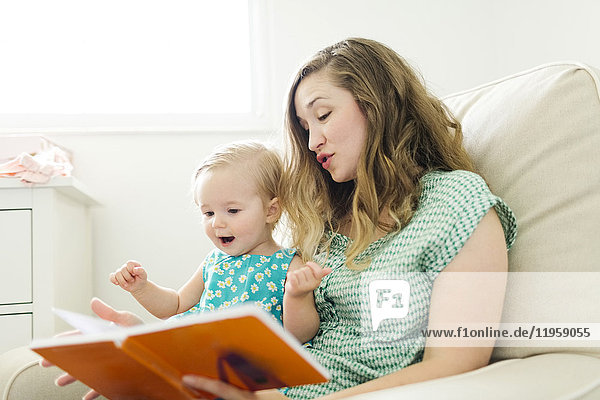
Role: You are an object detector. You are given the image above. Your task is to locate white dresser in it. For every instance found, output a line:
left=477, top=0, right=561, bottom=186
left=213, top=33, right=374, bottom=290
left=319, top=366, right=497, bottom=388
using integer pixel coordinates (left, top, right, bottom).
left=0, top=177, right=96, bottom=354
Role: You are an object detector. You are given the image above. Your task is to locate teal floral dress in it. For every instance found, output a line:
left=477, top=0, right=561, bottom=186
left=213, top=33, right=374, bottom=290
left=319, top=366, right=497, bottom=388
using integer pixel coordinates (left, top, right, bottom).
left=284, top=170, right=518, bottom=399
left=177, top=248, right=296, bottom=323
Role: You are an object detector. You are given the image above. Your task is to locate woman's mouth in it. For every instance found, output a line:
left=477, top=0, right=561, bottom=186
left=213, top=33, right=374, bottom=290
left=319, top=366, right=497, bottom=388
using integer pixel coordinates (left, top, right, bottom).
left=317, top=153, right=333, bottom=170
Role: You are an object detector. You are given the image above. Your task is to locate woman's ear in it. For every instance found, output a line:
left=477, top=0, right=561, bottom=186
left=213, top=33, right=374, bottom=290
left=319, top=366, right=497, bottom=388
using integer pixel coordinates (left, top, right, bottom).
left=266, top=197, right=281, bottom=224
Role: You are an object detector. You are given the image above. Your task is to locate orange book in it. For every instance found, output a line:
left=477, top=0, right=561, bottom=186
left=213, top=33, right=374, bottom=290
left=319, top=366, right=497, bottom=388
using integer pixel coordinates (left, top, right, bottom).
left=31, top=305, right=330, bottom=399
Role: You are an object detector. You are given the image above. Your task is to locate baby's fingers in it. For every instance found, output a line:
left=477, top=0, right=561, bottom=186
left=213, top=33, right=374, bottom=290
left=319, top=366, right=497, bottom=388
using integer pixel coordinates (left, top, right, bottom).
left=125, top=260, right=142, bottom=275
left=305, top=262, right=332, bottom=280
left=319, top=267, right=333, bottom=279
left=286, top=270, right=300, bottom=287
left=119, top=266, right=136, bottom=283
left=113, top=271, right=130, bottom=288
left=132, top=266, right=147, bottom=281
left=299, top=266, right=317, bottom=283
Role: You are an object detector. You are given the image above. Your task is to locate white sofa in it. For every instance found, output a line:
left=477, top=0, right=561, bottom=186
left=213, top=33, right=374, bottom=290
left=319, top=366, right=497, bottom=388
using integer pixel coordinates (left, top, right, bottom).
left=2, top=62, right=599, bottom=399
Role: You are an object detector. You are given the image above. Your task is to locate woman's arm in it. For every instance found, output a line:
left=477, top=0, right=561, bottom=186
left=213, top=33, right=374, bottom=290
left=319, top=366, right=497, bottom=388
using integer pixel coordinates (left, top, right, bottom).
left=317, top=208, right=508, bottom=399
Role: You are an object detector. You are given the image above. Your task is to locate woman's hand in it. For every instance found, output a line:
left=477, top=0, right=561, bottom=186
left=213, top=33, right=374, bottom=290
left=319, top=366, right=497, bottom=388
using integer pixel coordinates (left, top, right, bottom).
left=89, top=297, right=144, bottom=327
left=182, top=375, right=286, bottom=400
left=40, top=297, right=144, bottom=400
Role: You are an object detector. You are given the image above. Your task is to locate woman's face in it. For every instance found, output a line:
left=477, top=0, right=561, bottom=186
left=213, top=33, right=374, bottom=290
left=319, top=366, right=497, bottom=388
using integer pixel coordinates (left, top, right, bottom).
left=294, top=70, right=368, bottom=183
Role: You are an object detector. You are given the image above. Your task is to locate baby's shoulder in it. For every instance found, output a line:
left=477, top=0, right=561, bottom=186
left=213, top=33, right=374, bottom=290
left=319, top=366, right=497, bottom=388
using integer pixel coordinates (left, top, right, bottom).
left=287, top=254, right=305, bottom=272
left=202, top=248, right=236, bottom=267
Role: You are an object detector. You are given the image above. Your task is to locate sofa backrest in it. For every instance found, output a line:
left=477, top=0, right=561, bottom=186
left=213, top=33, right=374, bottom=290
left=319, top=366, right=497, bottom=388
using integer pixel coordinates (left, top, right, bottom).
left=443, top=62, right=600, bottom=360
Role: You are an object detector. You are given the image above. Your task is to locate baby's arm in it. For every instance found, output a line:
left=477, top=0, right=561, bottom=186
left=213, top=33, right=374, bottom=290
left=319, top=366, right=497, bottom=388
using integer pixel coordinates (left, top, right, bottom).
left=283, top=258, right=332, bottom=343
left=110, top=261, right=204, bottom=320
left=110, top=260, right=179, bottom=319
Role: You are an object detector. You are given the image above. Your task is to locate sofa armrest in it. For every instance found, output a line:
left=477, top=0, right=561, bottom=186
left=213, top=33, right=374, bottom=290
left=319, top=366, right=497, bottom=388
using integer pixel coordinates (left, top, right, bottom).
left=347, top=353, right=600, bottom=400
left=0, top=346, right=100, bottom=400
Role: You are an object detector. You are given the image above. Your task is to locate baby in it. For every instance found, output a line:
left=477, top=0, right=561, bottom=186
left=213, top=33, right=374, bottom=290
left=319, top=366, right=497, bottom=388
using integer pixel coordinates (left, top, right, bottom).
left=109, top=140, right=312, bottom=330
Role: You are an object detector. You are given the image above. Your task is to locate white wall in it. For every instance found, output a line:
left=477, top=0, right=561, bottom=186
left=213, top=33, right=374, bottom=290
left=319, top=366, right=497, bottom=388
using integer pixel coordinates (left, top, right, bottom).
left=39, top=0, right=599, bottom=321
left=266, top=0, right=600, bottom=119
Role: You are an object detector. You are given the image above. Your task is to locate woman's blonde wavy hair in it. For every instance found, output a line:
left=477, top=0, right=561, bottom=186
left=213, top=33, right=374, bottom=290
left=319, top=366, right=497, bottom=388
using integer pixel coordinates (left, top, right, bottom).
left=281, top=38, right=476, bottom=270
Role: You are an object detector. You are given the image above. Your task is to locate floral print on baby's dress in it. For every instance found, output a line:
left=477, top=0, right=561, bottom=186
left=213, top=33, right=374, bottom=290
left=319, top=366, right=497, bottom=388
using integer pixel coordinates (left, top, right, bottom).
left=178, top=248, right=295, bottom=323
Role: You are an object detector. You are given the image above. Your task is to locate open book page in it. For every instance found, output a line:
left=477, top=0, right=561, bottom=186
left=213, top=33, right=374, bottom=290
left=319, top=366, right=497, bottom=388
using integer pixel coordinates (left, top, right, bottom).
left=53, top=308, right=122, bottom=334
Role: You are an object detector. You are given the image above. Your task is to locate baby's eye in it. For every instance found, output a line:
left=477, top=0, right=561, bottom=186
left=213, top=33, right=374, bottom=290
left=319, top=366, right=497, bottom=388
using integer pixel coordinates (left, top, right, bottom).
left=203, top=211, right=214, bottom=217
left=228, top=209, right=240, bottom=214
left=318, top=112, right=331, bottom=121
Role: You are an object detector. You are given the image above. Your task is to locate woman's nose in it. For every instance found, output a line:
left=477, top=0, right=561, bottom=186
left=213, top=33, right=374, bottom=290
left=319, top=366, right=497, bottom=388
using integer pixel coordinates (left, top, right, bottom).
left=307, top=129, right=325, bottom=152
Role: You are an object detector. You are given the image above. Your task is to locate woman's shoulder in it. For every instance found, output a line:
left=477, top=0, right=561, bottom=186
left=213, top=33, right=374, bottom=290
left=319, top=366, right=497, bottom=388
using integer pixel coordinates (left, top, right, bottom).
left=416, top=169, right=517, bottom=251
left=419, top=169, right=492, bottom=208
left=421, top=169, right=488, bottom=194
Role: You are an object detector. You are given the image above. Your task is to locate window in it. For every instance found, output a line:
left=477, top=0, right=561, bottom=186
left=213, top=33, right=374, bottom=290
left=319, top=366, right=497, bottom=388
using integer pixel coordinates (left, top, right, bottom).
left=0, top=0, right=267, bottom=132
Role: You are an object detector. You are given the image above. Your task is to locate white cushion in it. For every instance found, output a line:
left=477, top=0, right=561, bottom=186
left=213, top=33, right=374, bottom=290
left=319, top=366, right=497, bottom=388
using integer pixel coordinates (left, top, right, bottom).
left=442, top=62, right=600, bottom=360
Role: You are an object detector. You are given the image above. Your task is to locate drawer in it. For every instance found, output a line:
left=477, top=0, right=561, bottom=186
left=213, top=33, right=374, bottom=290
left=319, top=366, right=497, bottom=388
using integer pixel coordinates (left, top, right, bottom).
left=0, top=210, right=32, bottom=304
left=0, top=313, right=32, bottom=353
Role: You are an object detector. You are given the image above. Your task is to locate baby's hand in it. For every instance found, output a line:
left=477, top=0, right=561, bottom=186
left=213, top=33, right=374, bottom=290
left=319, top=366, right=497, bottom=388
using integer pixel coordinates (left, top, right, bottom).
left=109, top=261, right=148, bottom=294
left=285, top=261, right=332, bottom=298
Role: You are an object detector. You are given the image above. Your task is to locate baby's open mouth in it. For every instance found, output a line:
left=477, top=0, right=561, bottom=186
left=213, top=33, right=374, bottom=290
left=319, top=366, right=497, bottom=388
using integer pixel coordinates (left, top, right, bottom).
left=220, top=236, right=235, bottom=244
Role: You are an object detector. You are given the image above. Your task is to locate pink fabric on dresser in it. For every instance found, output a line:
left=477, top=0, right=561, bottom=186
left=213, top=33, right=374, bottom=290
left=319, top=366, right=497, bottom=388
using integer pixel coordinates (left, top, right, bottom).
left=0, top=147, right=73, bottom=184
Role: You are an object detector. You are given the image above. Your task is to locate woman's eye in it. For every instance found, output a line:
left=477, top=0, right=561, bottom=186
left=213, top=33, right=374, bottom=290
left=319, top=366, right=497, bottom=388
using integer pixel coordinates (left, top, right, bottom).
left=298, top=121, right=309, bottom=132
left=318, top=112, right=331, bottom=121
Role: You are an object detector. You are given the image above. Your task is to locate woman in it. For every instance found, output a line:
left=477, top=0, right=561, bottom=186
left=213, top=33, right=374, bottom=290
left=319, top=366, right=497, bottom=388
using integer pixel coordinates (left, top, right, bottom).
left=49, top=38, right=517, bottom=400
left=182, top=37, right=517, bottom=399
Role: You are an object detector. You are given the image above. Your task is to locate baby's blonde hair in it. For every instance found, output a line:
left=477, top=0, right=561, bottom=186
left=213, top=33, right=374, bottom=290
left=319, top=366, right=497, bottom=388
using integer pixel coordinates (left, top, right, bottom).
left=192, top=140, right=283, bottom=226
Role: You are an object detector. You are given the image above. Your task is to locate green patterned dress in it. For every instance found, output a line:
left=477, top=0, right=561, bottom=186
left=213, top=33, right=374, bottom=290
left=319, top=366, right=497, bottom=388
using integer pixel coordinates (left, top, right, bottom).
left=284, top=170, right=517, bottom=399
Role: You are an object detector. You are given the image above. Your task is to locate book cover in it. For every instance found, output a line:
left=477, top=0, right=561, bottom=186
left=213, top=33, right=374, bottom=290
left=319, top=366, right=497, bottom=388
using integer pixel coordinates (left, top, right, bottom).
left=31, top=305, right=330, bottom=399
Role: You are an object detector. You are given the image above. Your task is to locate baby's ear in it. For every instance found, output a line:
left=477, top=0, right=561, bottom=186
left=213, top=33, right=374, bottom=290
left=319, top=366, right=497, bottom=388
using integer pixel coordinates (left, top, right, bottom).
left=266, top=197, right=281, bottom=224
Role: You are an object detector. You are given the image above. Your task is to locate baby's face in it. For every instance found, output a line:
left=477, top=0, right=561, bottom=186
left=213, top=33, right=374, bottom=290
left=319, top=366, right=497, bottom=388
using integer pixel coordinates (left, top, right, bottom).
left=196, top=167, right=272, bottom=256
